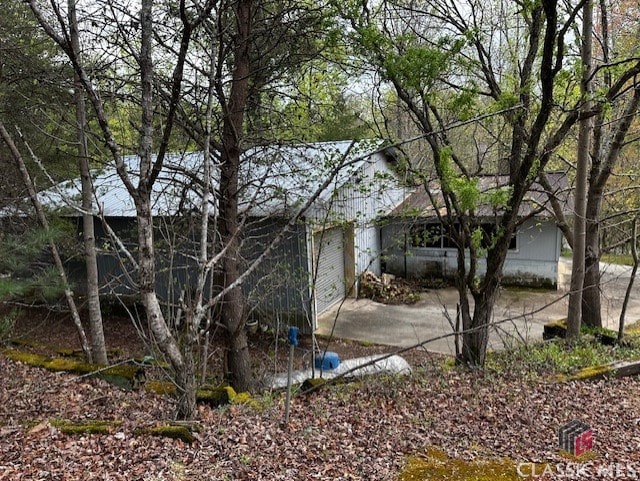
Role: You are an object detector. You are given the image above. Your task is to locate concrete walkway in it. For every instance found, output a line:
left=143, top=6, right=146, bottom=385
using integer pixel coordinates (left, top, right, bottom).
left=316, top=259, right=640, bottom=355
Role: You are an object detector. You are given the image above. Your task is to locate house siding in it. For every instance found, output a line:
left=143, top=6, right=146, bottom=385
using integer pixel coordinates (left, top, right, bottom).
left=309, top=152, right=406, bottom=281
left=381, top=217, right=561, bottom=288
left=66, top=216, right=315, bottom=331
left=241, top=218, right=313, bottom=331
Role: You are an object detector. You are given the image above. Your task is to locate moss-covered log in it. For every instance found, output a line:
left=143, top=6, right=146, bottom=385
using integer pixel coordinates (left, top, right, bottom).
left=2, top=348, right=144, bottom=390
left=301, top=377, right=327, bottom=393
left=51, top=419, right=120, bottom=435
left=196, top=386, right=237, bottom=407
left=556, top=359, right=640, bottom=382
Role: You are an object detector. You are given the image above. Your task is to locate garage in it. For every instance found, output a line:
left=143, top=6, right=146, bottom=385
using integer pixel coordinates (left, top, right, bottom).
left=312, top=227, right=346, bottom=315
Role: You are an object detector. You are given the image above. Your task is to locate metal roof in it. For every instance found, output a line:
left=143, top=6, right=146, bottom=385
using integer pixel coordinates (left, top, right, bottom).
left=38, top=139, right=395, bottom=218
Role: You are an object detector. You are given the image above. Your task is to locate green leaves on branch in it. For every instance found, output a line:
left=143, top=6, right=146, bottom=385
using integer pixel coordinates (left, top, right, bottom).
left=385, top=37, right=465, bottom=93
left=354, top=20, right=465, bottom=95
left=0, top=224, right=73, bottom=303
left=470, top=227, right=485, bottom=255
left=438, top=147, right=479, bottom=213
left=488, top=186, right=512, bottom=209
left=438, top=146, right=513, bottom=215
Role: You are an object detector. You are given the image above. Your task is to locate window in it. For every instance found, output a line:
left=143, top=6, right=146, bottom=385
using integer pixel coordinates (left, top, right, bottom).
left=409, top=222, right=516, bottom=250
left=410, top=224, right=442, bottom=248
left=476, top=223, right=517, bottom=250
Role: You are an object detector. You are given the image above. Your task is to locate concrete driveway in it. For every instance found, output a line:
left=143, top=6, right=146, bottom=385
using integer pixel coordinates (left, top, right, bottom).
left=316, top=259, right=640, bottom=355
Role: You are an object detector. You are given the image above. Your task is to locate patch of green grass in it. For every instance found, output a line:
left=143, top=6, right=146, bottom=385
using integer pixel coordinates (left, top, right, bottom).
left=487, top=337, right=640, bottom=377
left=624, top=320, right=640, bottom=335
left=601, top=253, right=634, bottom=266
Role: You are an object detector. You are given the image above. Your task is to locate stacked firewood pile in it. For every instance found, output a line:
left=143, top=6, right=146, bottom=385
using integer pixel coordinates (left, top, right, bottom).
left=358, top=271, right=422, bottom=305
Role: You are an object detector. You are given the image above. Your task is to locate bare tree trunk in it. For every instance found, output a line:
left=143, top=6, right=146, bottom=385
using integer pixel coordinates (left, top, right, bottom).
left=463, top=251, right=502, bottom=366
left=567, top=0, right=593, bottom=341
left=0, top=121, right=93, bottom=362
left=217, top=0, right=254, bottom=392
left=618, top=216, right=638, bottom=342
left=581, top=75, right=640, bottom=329
left=68, top=0, right=107, bottom=364
left=26, top=0, right=216, bottom=419
left=195, top=32, right=217, bottom=384
left=462, top=295, right=494, bottom=367
left=582, top=188, right=603, bottom=328
left=135, top=0, right=193, bottom=418
left=175, top=336, right=197, bottom=420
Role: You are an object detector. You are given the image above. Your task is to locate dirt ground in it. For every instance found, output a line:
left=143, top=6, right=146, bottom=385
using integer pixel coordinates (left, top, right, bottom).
left=3, top=302, right=435, bottom=388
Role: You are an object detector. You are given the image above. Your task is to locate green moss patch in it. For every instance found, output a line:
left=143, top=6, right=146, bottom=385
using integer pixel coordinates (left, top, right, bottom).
left=3, top=349, right=49, bottom=366
left=51, top=419, right=120, bottom=436
left=557, top=360, right=640, bottom=382
left=197, top=386, right=237, bottom=407
left=145, top=380, right=176, bottom=396
left=399, top=447, right=534, bottom=481
left=556, top=364, right=614, bottom=382
left=145, top=382, right=245, bottom=408
left=301, top=377, right=327, bottom=393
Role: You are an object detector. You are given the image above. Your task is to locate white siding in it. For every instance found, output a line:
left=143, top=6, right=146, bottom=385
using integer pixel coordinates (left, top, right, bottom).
left=356, top=225, right=382, bottom=275
left=310, top=152, right=406, bottom=279
left=381, top=217, right=562, bottom=287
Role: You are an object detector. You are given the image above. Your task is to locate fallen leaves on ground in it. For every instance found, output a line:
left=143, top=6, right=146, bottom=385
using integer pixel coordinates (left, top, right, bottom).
left=2, top=354, right=640, bottom=480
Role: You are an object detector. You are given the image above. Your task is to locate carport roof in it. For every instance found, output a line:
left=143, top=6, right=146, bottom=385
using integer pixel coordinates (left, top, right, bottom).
left=389, top=171, right=570, bottom=219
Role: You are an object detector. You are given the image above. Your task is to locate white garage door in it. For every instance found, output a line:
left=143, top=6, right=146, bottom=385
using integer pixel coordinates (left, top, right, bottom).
left=313, top=227, right=345, bottom=314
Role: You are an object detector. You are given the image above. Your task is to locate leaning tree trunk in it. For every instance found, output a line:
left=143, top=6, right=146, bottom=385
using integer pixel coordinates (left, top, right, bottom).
left=136, top=202, right=192, bottom=416
left=136, top=0, right=192, bottom=419
left=0, top=121, right=93, bottom=362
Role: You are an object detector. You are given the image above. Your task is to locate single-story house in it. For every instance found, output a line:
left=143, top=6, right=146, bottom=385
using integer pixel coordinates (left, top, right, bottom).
left=380, top=172, right=569, bottom=288
left=38, top=139, right=409, bottom=332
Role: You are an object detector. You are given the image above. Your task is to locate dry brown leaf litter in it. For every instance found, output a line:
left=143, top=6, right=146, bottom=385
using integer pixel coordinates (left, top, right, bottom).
left=2, top=355, right=640, bottom=480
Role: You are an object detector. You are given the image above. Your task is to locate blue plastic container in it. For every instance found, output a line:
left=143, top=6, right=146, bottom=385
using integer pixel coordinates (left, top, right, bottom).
left=315, top=351, right=341, bottom=370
